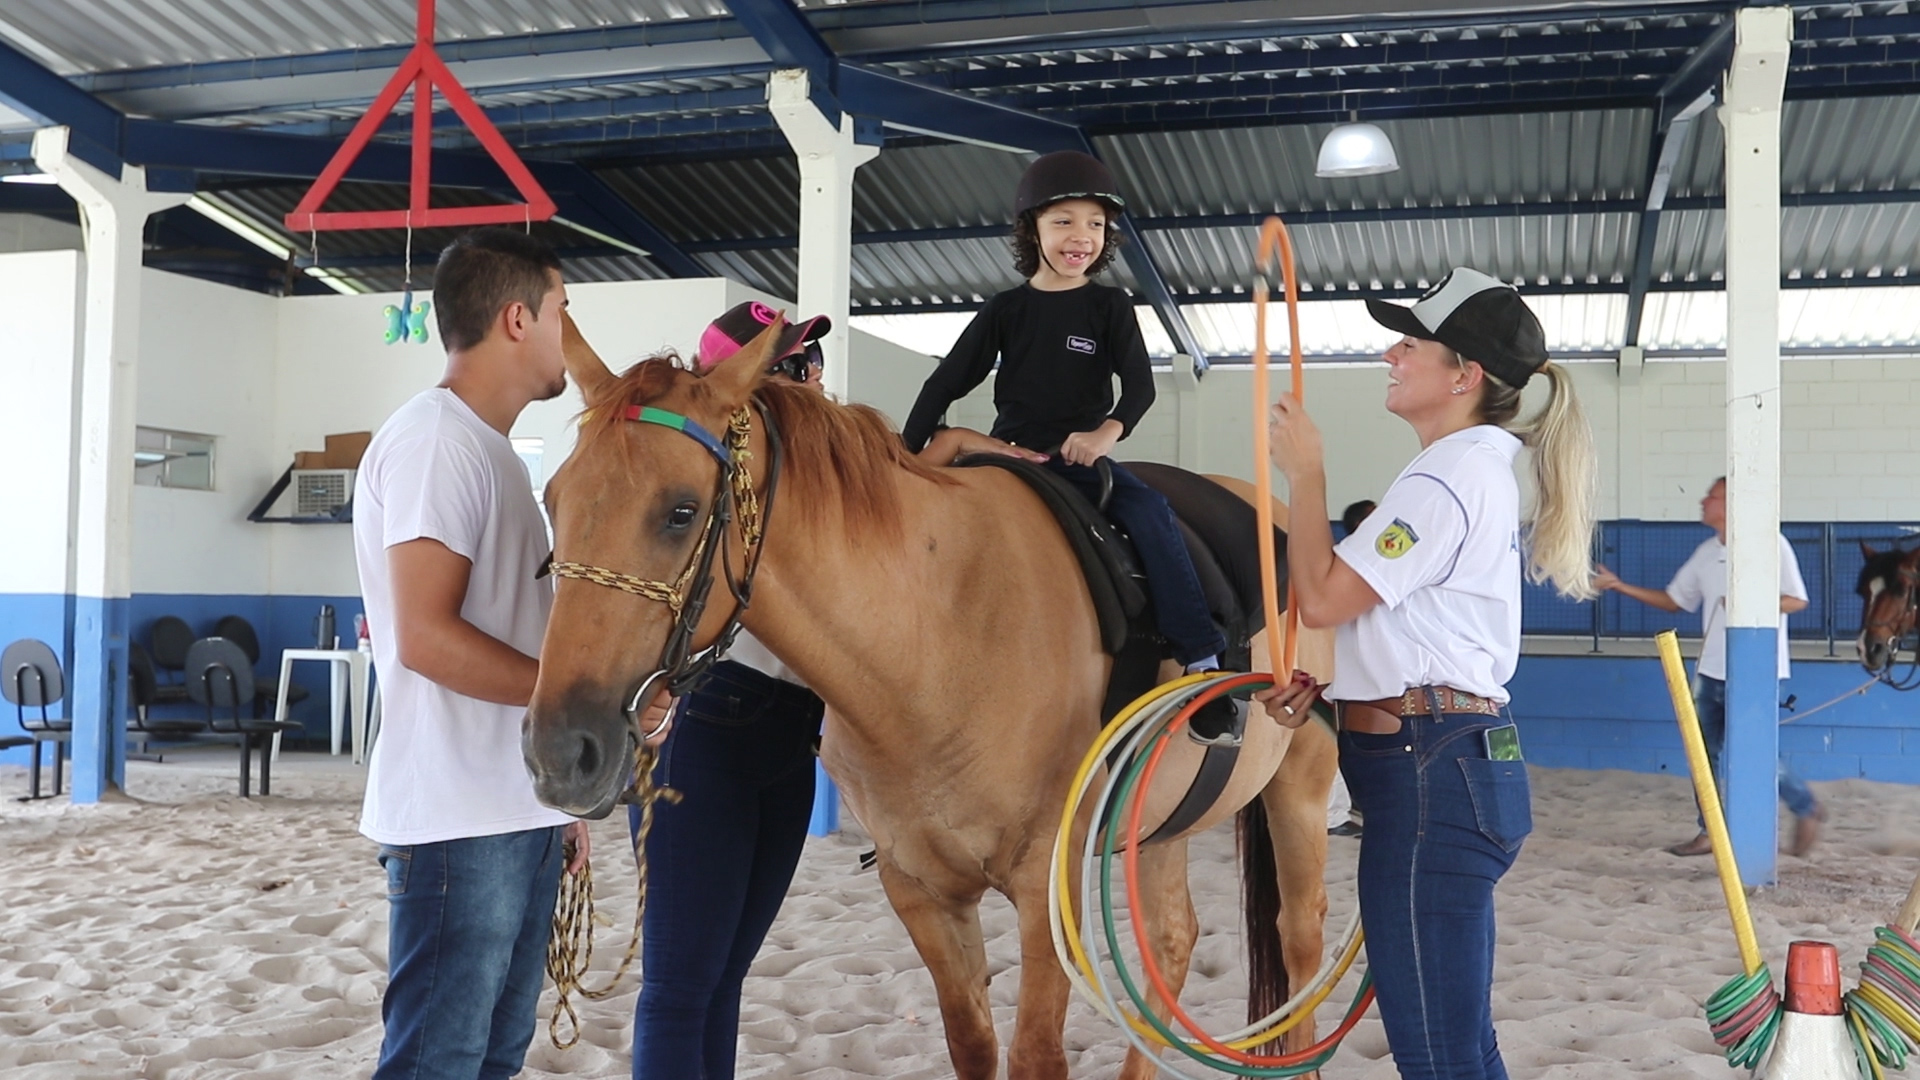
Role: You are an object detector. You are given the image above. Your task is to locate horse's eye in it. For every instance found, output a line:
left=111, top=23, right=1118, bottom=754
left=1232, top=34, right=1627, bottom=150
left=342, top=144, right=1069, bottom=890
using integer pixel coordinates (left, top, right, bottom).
left=667, top=502, right=699, bottom=529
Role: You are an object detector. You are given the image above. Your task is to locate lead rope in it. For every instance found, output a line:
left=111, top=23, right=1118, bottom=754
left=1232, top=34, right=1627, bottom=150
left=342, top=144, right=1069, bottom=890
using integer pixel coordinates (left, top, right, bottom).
left=546, top=737, right=682, bottom=1049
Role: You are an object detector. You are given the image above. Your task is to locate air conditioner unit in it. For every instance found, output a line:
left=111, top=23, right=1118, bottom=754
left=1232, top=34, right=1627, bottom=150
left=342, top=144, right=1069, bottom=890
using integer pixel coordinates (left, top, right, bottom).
left=292, top=469, right=355, bottom=517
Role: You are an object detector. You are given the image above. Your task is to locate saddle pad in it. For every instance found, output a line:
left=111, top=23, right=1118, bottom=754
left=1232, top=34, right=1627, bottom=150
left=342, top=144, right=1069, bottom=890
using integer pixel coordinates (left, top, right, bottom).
left=954, top=455, right=1145, bottom=655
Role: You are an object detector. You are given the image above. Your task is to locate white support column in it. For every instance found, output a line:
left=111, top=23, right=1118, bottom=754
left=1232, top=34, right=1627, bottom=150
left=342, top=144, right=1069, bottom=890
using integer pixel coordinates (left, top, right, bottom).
left=1617, top=344, right=1646, bottom=520
left=1716, top=6, right=1791, bottom=888
left=768, top=70, right=879, bottom=401
left=32, top=127, right=189, bottom=804
left=1171, top=353, right=1200, bottom=469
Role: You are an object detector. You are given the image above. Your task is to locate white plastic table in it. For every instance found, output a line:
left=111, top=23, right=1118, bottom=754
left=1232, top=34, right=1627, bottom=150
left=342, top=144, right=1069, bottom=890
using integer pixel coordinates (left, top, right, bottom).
left=271, top=647, right=372, bottom=764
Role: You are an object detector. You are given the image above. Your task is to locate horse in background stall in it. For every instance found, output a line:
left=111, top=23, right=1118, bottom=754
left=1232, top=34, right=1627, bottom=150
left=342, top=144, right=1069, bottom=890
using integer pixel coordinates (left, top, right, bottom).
left=1858, top=542, right=1920, bottom=688
left=520, top=315, right=1339, bottom=1080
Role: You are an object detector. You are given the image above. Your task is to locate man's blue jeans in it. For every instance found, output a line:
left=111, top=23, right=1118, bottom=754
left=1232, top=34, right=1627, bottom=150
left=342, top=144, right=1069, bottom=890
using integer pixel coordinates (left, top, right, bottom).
left=1340, top=703, right=1531, bottom=1080
left=373, top=826, right=566, bottom=1080
left=1692, top=676, right=1819, bottom=825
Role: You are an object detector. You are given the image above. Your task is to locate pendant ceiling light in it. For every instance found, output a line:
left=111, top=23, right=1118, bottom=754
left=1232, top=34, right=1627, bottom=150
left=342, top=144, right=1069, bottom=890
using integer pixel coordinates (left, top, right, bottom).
left=1315, top=117, right=1400, bottom=178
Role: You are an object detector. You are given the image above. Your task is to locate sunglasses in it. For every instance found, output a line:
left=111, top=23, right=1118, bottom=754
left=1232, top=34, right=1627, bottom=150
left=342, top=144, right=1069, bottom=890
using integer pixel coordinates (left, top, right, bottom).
left=770, top=340, right=825, bottom=383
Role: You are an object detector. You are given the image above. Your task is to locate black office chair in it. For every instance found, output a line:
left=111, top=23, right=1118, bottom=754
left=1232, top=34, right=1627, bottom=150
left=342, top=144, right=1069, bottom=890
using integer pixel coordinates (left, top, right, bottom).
left=2, top=638, right=71, bottom=800
left=183, top=637, right=302, bottom=797
left=146, top=616, right=195, bottom=705
left=127, top=643, right=210, bottom=760
left=213, top=614, right=308, bottom=717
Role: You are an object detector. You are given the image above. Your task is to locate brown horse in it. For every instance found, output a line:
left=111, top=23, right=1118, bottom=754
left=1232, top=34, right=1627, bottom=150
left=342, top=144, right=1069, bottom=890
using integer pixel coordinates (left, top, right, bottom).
left=523, top=316, right=1337, bottom=1080
left=1858, top=542, right=1920, bottom=685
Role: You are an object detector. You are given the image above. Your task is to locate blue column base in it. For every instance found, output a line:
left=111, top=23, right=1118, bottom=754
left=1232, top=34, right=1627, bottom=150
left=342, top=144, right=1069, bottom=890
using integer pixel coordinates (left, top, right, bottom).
left=68, top=595, right=130, bottom=804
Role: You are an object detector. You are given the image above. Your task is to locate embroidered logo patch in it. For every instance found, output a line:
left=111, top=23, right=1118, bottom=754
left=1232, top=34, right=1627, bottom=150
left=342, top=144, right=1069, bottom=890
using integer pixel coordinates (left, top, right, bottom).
left=1066, top=335, right=1096, bottom=354
left=1376, top=518, right=1420, bottom=559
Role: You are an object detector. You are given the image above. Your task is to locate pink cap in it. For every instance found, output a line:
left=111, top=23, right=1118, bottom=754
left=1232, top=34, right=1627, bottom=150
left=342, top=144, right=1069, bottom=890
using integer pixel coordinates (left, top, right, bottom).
left=696, top=301, right=831, bottom=372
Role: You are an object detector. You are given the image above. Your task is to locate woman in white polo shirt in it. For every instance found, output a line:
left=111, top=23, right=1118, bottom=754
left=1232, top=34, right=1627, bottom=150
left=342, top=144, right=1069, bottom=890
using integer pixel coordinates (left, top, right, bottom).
left=1258, top=268, right=1596, bottom=1080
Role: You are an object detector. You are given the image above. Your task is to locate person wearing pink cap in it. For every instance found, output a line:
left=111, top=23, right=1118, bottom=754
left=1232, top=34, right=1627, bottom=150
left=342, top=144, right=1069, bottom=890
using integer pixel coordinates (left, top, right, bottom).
left=622, top=301, right=832, bottom=1080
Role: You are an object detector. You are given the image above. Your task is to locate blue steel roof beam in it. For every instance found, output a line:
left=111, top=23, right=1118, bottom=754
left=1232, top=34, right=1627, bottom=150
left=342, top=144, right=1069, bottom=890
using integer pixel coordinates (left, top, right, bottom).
left=1072, top=87, right=1661, bottom=130
left=64, top=1, right=1734, bottom=95
left=478, top=112, right=784, bottom=152
left=74, top=19, right=756, bottom=93
left=1624, top=18, right=1731, bottom=346
left=724, top=0, right=842, bottom=124
left=847, top=1, right=1741, bottom=65
left=108, top=120, right=707, bottom=279
left=0, top=35, right=124, bottom=175
left=251, top=85, right=771, bottom=140
left=911, top=26, right=1717, bottom=92
left=204, top=65, right=775, bottom=129
left=981, top=57, right=1678, bottom=113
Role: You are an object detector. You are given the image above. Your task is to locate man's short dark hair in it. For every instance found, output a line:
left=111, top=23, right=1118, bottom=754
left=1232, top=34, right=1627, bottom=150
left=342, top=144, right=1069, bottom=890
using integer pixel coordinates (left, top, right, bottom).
left=1341, top=499, right=1377, bottom=537
left=433, top=228, right=563, bottom=352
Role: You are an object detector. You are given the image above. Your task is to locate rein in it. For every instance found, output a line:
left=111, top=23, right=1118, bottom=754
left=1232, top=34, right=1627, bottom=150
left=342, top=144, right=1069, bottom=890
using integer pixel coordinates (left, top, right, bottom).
left=542, top=394, right=783, bottom=1048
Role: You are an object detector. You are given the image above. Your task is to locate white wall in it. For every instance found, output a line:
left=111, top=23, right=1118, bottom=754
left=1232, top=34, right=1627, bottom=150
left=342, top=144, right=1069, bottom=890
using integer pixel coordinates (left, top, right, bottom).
left=0, top=212, right=82, bottom=255
left=0, top=250, right=81, bottom=594
left=132, top=269, right=279, bottom=595
left=102, top=269, right=1920, bottom=610
left=270, top=277, right=739, bottom=597
left=915, top=352, right=1920, bottom=523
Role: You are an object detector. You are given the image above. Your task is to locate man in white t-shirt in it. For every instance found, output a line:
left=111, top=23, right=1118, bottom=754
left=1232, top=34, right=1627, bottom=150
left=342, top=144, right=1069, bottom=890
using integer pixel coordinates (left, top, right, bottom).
left=1594, top=477, right=1822, bottom=859
left=354, top=228, right=593, bottom=1080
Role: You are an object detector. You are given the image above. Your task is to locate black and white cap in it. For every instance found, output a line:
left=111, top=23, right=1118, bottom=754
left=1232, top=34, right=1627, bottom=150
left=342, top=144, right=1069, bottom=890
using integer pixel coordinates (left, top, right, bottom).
left=1364, top=268, right=1549, bottom=388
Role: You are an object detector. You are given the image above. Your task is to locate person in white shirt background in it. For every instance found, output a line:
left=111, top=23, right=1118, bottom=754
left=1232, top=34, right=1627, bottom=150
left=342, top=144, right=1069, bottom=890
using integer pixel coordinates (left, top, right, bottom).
left=1257, top=267, right=1597, bottom=1080
left=1593, top=476, right=1823, bottom=857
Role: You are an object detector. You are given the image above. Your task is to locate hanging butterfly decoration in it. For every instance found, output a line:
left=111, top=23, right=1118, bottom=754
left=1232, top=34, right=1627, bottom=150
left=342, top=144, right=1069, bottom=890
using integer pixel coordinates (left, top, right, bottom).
left=383, top=289, right=432, bottom=345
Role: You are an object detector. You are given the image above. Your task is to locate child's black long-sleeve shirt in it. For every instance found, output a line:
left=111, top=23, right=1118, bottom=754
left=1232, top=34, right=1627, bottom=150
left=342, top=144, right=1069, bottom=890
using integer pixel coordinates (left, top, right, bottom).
left=901, top=282, right=1155, bottom=453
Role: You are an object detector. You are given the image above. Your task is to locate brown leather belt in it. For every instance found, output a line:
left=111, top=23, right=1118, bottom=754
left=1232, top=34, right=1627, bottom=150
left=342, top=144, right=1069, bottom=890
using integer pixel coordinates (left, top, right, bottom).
left=1338, top=685, right=1503, bottom=734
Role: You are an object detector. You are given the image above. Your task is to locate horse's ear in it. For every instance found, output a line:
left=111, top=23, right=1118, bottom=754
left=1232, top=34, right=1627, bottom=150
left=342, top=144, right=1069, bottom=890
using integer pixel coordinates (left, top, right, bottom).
left=561, top=310, right=616, bottom=401
left=705, top=315, right=778, bottom=403
left=1861, top=540, right=1881, bottom=561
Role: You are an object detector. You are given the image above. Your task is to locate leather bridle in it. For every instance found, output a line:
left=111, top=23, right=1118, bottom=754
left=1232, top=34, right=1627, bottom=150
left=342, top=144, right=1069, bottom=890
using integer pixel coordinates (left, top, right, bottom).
left=546, top=398, right=783, bottom=728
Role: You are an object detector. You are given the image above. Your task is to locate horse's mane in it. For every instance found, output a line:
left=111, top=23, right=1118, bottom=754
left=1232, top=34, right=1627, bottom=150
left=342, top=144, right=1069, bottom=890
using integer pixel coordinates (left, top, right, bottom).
left=1859, top=544, right=1920, bottom=597
left=579, top=356, right=953, bottom=544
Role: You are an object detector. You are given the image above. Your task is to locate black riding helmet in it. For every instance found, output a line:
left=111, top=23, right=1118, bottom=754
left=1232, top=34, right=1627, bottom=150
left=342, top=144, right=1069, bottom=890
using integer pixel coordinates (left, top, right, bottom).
left=1014, top=150, right=1126, bottom=217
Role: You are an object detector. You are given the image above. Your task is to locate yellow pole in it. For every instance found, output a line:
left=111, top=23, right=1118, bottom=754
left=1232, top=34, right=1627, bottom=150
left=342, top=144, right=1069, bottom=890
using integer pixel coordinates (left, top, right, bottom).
left=1656, top=630, right=1764, bottom=975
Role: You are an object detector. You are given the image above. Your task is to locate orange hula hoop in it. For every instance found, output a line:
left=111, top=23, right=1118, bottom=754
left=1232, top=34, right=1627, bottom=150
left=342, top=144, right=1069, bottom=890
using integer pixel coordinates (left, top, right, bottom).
left=1251, top=217, right=1304, bottom=681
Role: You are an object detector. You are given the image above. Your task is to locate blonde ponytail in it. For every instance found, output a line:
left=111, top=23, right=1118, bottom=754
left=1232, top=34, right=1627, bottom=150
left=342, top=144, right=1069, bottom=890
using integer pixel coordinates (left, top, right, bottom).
left=1475, top=361, right=1596, bottom=598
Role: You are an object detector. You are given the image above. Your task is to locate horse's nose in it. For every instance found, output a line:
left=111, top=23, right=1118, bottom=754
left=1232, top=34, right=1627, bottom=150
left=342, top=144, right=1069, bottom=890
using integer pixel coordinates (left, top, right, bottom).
left=521, top=711, right=626, bottom=818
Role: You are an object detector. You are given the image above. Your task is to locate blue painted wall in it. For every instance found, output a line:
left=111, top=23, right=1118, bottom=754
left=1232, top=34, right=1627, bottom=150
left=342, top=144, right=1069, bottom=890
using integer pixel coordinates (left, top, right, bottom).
left=1, top=592, right=365, bottom=764
left=1509, top=653, right=1919, bottom=783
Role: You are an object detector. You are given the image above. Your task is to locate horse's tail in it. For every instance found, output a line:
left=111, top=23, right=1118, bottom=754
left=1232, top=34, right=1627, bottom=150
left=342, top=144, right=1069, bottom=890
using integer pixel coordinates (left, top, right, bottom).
left=1237, top=797, right=1289, bottom=1047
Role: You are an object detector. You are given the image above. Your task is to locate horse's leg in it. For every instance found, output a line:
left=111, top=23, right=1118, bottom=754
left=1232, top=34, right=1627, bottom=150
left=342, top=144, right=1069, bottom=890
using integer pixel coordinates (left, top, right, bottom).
left=877, top=862, right=1000, bottom=1079
left=1116, top=836, right=1199, bottom=1080
left=1004, top=854, right=1073, bottom=1080
left=1258, top=715, right=1337, bottom=1068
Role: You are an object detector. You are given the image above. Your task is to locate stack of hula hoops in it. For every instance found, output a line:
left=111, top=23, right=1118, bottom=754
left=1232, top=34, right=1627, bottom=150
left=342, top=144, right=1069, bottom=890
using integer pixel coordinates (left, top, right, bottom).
left=1047, top=670, right=1371, bottom=1077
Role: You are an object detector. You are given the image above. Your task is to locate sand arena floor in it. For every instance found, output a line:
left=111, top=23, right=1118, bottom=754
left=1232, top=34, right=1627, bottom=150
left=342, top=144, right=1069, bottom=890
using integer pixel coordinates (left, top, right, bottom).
left=1, top=747, right=1915, bottom=1078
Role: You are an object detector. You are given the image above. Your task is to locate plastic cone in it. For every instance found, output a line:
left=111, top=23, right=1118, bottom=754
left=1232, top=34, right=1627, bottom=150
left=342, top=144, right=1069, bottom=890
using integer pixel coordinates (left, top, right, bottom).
left=1762, top=941, right=1859, bottom=1080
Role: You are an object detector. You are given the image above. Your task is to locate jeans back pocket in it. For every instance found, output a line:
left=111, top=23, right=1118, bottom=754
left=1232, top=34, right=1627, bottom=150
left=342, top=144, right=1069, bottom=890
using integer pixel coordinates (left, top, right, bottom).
left=377, top=845, right=411, bottom=896
left=1459, top=758, right=1533, bottom=853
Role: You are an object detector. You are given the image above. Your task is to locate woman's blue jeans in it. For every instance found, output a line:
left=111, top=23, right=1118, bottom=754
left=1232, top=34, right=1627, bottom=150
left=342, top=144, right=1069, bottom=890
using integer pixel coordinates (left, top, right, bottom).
left=373, top=826, right=566, bottom=1080
left=628, top=660, right=821, bottom=1080
left=1340, top=702, right=1532, bottom=1080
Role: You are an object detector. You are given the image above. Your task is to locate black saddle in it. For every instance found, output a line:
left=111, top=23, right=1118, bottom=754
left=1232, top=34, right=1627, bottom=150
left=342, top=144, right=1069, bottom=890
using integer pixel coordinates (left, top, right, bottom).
left=953, top=455, right=1289, bottom=719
